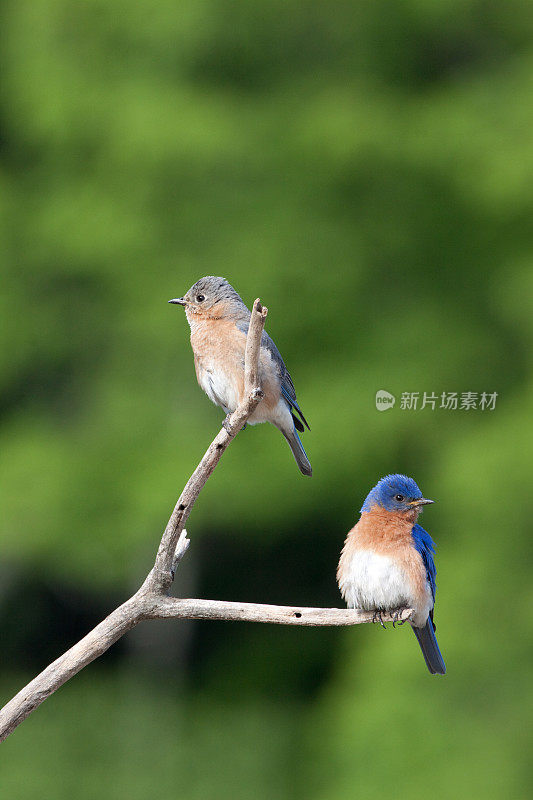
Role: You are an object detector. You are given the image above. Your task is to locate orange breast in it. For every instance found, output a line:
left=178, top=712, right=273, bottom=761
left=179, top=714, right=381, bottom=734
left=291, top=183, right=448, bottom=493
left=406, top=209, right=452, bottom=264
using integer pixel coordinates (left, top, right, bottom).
left=338, top=509, right=428, bottom=602
left=190, top=316, right=247, bottom=402
left=189, top=314, right=282, bottom=411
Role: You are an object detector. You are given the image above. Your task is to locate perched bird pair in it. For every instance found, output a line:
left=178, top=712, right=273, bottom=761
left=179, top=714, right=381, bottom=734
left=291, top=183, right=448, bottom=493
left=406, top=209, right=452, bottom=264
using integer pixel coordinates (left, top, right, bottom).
left=170, top=277, right=445, bottom=675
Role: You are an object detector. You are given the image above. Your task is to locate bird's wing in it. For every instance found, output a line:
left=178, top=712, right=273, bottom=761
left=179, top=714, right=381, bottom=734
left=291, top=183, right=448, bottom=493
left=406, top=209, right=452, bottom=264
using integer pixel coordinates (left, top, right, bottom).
left=261, top=330, right=310, bottom=431
left=236, top=321, right=310, bottom=431
left=411, top=523, right=437, bottom=605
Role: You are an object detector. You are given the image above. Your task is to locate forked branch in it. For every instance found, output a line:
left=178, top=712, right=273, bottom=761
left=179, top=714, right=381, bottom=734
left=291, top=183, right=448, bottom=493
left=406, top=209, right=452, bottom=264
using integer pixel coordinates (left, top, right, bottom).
left=0, top=299, right=413, bottom=743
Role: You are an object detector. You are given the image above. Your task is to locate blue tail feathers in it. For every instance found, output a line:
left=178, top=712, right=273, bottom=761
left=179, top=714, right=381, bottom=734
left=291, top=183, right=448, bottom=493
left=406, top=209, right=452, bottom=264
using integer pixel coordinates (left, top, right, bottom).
left=412, top=619, right=446, bottom=675
left=283, top=427, right=312, bottom=477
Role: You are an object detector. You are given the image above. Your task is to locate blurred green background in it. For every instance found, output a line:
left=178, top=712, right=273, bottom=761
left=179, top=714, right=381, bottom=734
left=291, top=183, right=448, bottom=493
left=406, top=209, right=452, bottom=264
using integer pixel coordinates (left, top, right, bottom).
left=1, top=0, right=532, bottom=796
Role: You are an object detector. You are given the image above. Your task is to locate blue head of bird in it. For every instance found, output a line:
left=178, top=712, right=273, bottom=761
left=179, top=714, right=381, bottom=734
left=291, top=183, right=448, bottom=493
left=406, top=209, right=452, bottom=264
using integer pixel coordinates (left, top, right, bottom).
left=361, top=474, right=434, bottom=520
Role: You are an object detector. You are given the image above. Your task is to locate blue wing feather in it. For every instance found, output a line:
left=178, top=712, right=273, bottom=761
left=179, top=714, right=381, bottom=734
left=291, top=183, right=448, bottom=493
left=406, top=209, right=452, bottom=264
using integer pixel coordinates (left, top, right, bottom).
left=411, top=523, right=437, bottom=603
left=261, top=332, right=310, bottom=429
left=237, top=319, right=310, bottom=431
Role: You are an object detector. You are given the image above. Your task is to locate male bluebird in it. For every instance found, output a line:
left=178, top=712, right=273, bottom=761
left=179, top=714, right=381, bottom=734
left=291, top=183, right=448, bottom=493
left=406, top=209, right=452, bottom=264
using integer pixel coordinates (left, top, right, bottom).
left=169, top=277, right=312, bottom=476
left=337, top=474, right=445, bottom=674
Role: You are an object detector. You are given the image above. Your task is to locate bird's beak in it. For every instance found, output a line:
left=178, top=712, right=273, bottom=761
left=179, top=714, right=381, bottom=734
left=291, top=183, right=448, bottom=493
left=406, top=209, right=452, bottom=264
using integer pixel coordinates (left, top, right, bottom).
left=409, top=498, right=435, bottom=507
left=168, top=297, right=187, bottom=306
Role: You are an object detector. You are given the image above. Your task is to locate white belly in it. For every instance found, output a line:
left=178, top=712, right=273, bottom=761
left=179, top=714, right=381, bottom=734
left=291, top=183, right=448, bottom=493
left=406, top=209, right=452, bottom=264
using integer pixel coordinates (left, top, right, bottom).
left=339, top=549, right=412, bottom=611
left=198, top=365, right=239, bottom=414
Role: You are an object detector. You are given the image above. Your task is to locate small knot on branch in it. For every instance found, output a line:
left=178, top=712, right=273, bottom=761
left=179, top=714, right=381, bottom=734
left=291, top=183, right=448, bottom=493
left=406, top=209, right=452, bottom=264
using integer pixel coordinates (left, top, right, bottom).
left=171, top=529, right=190, bottom=579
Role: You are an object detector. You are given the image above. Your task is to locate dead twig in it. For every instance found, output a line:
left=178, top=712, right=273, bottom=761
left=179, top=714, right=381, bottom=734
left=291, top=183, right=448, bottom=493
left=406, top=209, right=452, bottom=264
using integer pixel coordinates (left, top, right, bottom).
left=0, top=299, right=413, bottom=743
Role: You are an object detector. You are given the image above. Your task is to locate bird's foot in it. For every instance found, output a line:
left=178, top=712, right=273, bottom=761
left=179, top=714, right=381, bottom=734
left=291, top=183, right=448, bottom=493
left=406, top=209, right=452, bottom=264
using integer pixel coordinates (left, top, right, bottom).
left=391, top=607, right=409, bottom=627
left=223, top=414, right=247, bottom=434
left=222, top=415, right=234, bottom=434
left=372, top=610, right=387, bottom=629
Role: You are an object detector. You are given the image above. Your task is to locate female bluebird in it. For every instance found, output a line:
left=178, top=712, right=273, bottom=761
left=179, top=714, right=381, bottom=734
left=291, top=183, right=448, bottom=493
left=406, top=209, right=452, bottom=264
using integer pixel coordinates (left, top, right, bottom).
left=169, top=277, right=312, bottom=476
left=337, top=474, right=445, bottom=674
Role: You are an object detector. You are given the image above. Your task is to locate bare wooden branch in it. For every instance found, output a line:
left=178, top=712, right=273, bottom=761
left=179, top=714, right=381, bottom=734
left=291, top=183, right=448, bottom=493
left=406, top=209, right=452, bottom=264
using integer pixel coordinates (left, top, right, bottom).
left=146, top=598, right=413, bottom=627
left=0, top=299, right=268, bottom=742
left=0, top=585, right=413, bottom=741
left=0, top=296, right=410, bottom=744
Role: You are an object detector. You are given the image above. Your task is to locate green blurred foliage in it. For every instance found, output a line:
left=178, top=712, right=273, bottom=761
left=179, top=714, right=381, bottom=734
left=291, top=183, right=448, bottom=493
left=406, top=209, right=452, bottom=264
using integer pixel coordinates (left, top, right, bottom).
left=1, top=1, right=533, bottom=797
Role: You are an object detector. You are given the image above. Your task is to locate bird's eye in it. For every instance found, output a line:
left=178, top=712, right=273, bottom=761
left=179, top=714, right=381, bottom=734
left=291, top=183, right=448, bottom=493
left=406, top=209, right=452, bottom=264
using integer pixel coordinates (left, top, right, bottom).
left=196, top=294, right=205, bottom=302
left=395, top=494, right=404, bottom=502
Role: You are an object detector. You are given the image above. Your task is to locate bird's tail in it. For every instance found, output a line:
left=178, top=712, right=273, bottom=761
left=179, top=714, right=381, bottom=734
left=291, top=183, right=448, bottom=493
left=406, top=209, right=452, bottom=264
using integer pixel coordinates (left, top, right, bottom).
left=282, top=427, right=312, bottom=477
left=412, top=619, right=446, bottom=675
